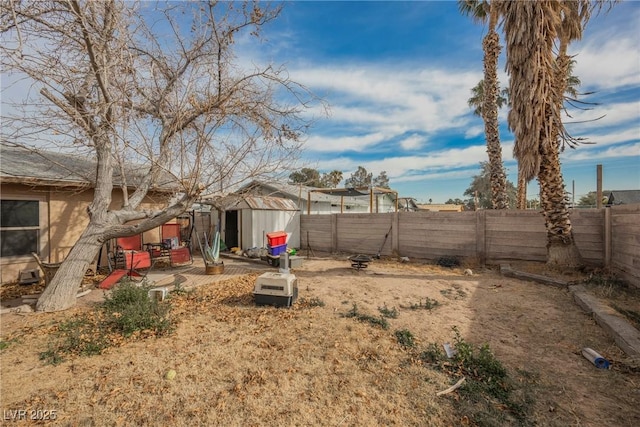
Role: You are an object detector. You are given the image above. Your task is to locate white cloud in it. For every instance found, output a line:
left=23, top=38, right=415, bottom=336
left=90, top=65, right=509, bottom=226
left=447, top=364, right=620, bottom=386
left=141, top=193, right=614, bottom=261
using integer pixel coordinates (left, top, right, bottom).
left=563, top=127, right=640, bottom=150
left=564, top=142, right=640, bottom=162
left=291, top=63, right=482, bottom=153
left=572, top=8, right=640, bottom=91
left=317, top=144, right=489, bottom=182
left=303, top=132, right=387, bottom=152
left=464, top=125, right=484, bottom=139
left=566, top=101, right=640, bottom=132
left=399, top=134, right=425, bottom=150
left=573, top=38, right=640, bottom=90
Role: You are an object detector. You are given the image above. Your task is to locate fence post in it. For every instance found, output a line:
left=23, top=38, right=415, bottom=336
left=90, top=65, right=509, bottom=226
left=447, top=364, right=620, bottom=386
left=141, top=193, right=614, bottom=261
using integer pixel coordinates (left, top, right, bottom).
left=476, top=210, right=486, bottom=266
left=604, top=207, right=611, bottom=268
left=392, top=212, right=399, bottom=255
left=331, top=214, right=338, bottom=253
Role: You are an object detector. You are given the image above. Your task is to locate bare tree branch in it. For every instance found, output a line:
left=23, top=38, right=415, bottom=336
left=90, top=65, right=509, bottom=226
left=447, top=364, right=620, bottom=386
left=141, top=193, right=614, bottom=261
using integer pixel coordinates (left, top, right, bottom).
left=1, top=0, right=321, bottom=311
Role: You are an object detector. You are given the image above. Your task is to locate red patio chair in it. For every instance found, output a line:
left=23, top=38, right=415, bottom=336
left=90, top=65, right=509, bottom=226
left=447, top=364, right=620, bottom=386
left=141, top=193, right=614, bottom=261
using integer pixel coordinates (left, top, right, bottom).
left=161, top=223, right=192, bottom=267
left=111, top=234, right=144, bottom=269
left=101, top=234, right=152, bottom=289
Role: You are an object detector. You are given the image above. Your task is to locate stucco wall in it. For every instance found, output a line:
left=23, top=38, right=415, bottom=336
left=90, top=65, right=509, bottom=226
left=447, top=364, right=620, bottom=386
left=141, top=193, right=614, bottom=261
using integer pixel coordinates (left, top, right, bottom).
left=1, top=183, right=170, bottom=283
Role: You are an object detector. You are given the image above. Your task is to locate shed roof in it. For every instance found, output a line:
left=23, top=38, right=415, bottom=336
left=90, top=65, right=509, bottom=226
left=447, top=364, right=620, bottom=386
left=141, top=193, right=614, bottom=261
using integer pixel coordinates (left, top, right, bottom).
left=0, top=145, right=177, bottom=192
left=607, top=190, right=640, bottom=205
left=236, top=180, right=396, bottom=206
left=240, top=196, right=298, bottom=211
left=200, top=194, right=298, bottom=211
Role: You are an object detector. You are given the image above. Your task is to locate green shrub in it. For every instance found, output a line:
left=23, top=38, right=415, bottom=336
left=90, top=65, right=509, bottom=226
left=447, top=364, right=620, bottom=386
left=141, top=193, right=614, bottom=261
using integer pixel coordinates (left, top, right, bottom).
left=103, top=279, right=173, bottom=337
left=0, top=339, right=14, bottom=351
left=420, top=342, right=445, bottom=365
left=420, top=326, right=534, bottom=425
left=378, top=304, right=399, bottom=318
left=395, top=329, right=415, bottom=348
left=39, top=317, right=109, bottom=365
left=406, top=298, right=440, bottom=310
left=39, top=279, right=175, bottom=365
left=586, top=271, right=628, bottom=288
left=307, top=297, right=326, bottom=307
left=342, top=303, right=389, bottom=329
left=169, top=283, right=189, bottom=297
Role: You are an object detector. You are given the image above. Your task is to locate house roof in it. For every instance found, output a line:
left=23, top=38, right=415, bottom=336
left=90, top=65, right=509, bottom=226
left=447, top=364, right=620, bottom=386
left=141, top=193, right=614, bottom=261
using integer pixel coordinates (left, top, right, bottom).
left=607, top=190, right=640, bottom=205
left=416, top=203, right=464, bottom=212
left=397, top=197, right=419, bottom=211
left=236, top=180, right=397, bottom=206
left=0, top=145, right=177, bottom=192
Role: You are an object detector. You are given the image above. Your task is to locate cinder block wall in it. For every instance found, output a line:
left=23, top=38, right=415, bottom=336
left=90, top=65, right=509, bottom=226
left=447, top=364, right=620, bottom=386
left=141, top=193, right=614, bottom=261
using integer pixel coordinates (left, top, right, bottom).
left=300, top=205, right=640, bottom=287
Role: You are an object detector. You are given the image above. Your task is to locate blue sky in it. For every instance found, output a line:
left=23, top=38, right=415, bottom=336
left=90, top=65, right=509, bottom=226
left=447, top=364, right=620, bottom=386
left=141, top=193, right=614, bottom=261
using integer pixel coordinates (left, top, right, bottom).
left=246, top=0, right=640, bottom=204
left=2, top=1, right=637, bottom=205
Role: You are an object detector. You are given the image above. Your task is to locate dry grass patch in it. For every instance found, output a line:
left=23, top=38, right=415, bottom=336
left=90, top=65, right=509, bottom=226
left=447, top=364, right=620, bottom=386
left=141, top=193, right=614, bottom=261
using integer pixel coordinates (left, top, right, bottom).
left=1, top=258, right=639, bottom=426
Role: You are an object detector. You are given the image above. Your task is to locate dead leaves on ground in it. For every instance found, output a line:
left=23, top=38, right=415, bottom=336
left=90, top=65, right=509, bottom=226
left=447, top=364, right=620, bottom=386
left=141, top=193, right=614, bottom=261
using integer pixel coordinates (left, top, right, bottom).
left=170, top=273, right=319, bottom=326
left=2, top=273, right=324, bottom=357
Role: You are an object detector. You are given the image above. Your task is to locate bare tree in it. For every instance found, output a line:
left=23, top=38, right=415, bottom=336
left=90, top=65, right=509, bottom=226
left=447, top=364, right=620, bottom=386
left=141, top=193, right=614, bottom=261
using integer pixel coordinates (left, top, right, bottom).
left=321, top=170, right=343, bottom=188
left=1, top=0, right=318, bottom=311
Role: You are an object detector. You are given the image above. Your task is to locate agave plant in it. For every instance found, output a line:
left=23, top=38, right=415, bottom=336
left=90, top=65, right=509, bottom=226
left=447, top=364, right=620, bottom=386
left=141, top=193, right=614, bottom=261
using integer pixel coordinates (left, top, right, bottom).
left=204, top=231, right=222, bottom=265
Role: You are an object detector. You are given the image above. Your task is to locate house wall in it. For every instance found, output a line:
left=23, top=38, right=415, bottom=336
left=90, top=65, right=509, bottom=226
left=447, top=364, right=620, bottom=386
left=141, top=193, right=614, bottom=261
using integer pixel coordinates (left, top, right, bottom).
left=240, top=209, right=301, bottom=250
left=0, top=183, right=170, bottom=283
left=300, top=206, right=640, bottom=287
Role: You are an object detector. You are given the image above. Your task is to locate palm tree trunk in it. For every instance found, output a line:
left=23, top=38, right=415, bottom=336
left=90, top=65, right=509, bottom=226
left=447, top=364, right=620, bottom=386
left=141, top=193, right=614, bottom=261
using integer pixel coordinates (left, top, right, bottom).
left=516, top=169, right=527, bottom=209
left=538, top=145, right=581, bottom=267
left=483, top=6, right=508, bottom=209
left=541, top=42, right=582, bottom=267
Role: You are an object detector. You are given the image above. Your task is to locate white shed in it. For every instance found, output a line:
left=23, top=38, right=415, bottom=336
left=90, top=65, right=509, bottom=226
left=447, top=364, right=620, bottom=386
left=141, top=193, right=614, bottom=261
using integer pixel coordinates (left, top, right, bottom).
left=218, top=195, right=300, bottom=250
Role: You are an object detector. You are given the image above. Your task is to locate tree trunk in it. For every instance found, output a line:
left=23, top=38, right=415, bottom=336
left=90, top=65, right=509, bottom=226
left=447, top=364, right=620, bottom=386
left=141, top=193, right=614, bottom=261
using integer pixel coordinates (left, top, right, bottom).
left=36, top=225, right=104, bottom=312
left=516, top=170, right=527, bottom=209
left=483, top=11, right=508, bottom=210
left=539, top=34, right=582, bottom=269
left=547, top=236, right=583, bottom=268
left=538, top=128, right=582, bottom=269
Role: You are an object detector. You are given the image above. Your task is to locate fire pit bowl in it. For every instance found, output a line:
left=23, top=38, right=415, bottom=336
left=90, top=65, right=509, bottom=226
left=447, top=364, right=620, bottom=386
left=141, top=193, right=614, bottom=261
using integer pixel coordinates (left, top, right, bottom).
left=348, top=254, right=372, bottom=271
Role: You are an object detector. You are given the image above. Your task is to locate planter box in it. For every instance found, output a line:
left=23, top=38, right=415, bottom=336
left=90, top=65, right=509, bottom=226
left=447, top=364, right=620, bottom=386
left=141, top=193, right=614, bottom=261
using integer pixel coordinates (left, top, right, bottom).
left=206, top=262, right=224, bottom=275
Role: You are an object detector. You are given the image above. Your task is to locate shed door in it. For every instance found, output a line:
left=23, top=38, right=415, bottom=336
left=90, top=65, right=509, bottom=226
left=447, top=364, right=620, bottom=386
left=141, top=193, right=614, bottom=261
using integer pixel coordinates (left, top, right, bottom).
left=224, top=210, right=239, bottom=248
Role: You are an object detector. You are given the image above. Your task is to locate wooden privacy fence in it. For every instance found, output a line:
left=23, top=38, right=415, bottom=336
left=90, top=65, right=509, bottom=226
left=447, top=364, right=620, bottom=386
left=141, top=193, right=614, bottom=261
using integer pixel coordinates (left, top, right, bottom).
left=300, top=204, right=640, bottom=286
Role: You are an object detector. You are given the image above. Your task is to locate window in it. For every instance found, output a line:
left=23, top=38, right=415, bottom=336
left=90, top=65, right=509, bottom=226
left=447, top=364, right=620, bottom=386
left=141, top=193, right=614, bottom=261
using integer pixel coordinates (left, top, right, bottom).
left=0, top=200, right=40, bottom=257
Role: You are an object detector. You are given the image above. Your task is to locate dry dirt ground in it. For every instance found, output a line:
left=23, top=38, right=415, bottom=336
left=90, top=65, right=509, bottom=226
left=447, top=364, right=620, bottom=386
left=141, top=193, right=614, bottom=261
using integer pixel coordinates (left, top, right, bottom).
left=1, top=256, right=639, bottom=426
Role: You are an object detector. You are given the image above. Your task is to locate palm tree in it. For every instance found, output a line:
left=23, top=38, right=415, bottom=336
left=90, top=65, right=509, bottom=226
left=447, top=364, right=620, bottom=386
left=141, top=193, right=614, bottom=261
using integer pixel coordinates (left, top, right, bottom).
left=535, top=1, right=595, bottom=265
left=516, top=58, right=584, bottom=210
left=467, top=79, right=508, bottom=117
left=459, top=0, right=508, bottom=209
left=501, top=0, right=609, bottom=267
left=503, top=0, right=571, bottom=265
